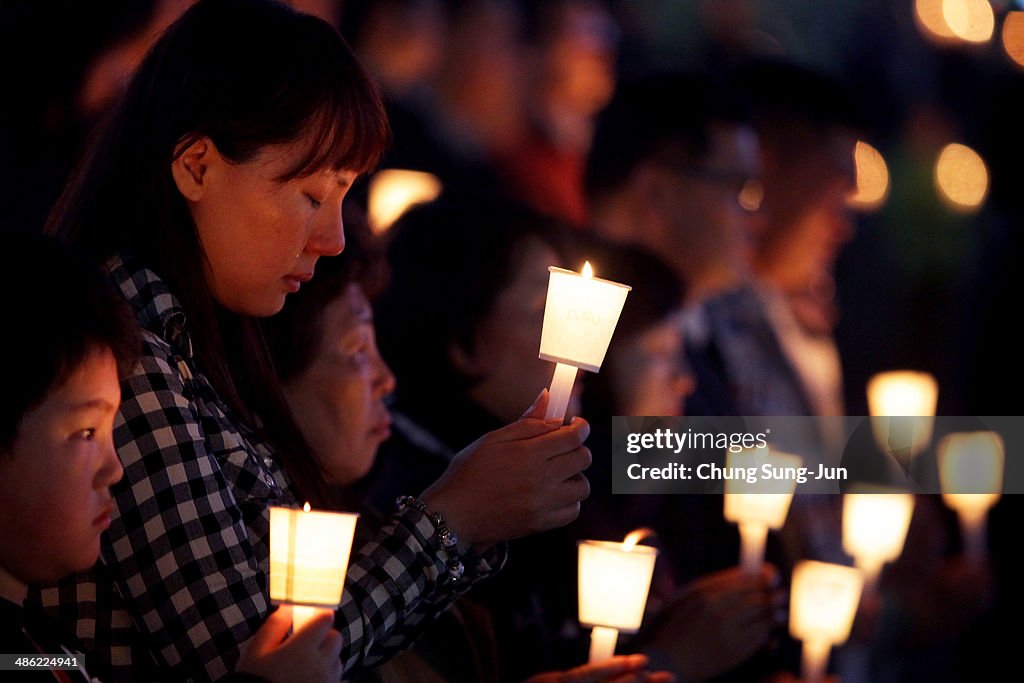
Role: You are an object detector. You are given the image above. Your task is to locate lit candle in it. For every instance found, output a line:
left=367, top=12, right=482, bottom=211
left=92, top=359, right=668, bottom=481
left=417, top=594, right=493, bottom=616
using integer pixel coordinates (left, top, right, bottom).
left=367, top=169, right=442, bottom=233
left=723, top=447, right=801, bottom=576
left=790, top=560, right=864, bottom=683
left=539, top=262, right=631, bottom=421
left=842, top=486, right=915, bottom=595
left=578, top=529, right=657, bottom=663
left=270, top=503, right=359, bottom=631
left=939, top=431, right=1004, bottom=564
left=866, top=371, right=938, bottom=472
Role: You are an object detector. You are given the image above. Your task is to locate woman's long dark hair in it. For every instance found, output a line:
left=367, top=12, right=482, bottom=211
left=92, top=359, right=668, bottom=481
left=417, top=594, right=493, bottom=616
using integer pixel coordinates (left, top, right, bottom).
left=46, top=0, right=390, bottom=508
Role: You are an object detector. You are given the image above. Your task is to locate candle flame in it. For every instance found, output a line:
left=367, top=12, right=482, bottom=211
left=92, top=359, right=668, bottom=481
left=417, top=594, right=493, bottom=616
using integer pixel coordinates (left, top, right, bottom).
left=582, top=261, right=594, bottom=278
left=622, top=527, right=655, bottom=551
left=303, top=502, right=311, bottom=512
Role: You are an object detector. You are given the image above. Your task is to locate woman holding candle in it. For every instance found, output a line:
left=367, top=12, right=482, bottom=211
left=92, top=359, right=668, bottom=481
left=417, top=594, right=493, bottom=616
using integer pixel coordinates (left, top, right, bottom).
left=267, top=212, right=674, bottom=683
left=37, top=1, right=591, bottom=681
left=0, top=233, right=343, bottom=683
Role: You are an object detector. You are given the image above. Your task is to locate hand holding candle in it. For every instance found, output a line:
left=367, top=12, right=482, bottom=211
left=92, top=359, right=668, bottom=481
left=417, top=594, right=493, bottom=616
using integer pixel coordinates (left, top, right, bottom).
left=724, top=447, right=801, bottom=576
left=789, top=561, right=864, bottom=683
left=939, top=431, right=1004, bottom=564
left=270, top=503, right=359, bottom=631
left=539, top=262, right=631, bottom=421
left=578, top=529, right=658, bottom=663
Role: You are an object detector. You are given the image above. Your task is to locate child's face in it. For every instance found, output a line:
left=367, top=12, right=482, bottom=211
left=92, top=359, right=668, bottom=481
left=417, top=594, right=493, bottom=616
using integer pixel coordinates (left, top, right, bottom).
left=0, top=348, right=123, bottom=585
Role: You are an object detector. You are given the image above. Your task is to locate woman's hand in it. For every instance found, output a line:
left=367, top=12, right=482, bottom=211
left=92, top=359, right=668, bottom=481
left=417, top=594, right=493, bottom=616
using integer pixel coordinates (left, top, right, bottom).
left=236, top=606, right=343, bottom=683
left=525, top=654, right=676, bottom=683
left=421, top=390, right=592, bottom=549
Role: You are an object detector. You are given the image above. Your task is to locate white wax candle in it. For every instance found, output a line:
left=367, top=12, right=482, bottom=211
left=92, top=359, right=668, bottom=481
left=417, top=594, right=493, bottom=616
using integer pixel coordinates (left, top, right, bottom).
left=538, top=262, right=630, bottom=421
left=578, top=533, right=658, bottom=665
left=738, top=521, right=768, bottom=577
left=789, top=561, right=864, bottom=683
left=939, top=432, right=1004, bottom=565
left=801, top=638, right=831, bottom=683
left=724, top=448, right=800, bottom=574
left=545, top=362, right=579, bottom=421
left=842, top=489, right=915, bottom=595
left=588, top=626, right=619, bottom=664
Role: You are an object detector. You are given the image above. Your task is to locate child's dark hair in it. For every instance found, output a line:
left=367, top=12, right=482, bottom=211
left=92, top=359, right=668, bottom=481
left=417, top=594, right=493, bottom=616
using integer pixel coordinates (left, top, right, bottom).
left=0, top=232, right=139, bottom=449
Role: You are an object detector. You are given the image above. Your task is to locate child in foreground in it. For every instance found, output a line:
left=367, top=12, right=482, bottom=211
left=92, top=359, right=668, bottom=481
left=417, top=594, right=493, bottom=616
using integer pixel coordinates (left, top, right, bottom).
left=0, top=233, right=343, bottom=683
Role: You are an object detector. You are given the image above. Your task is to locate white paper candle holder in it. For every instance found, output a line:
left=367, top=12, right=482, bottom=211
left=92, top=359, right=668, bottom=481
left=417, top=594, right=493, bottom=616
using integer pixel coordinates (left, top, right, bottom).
left=539, top=263, right=630, bottom=420
left=578, top=536, right=657, bottom=663
left=723, top=447, right=801, bottom=576
left=842, top=486, right=914, bottom=594
left=938, top=431, right=1004, bottom=564
left=867, top=371, right=938, bottom=469
left=270, top=504, right=359, bottom=631
left=790, top=560, right=864, bottom=683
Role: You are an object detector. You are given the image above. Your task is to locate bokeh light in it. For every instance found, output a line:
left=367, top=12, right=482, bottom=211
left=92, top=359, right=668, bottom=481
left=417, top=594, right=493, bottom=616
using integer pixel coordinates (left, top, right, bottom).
left=915, top=0, right=960, bottom=44
left=1002, top=11, right=1024, bottom=67
left=847, top=141, right=889, bottom=211
left=935, top=143, right=989, bottom=212
left=738, top=179, right=765, bottom=213
left=943, top=0, right=995, bottom=44
left=367, top=169, right=443, bottom=234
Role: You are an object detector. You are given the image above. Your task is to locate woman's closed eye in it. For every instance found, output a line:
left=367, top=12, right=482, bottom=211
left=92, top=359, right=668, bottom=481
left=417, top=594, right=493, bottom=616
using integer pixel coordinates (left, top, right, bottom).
left=305, top=193, right=323, bottom=209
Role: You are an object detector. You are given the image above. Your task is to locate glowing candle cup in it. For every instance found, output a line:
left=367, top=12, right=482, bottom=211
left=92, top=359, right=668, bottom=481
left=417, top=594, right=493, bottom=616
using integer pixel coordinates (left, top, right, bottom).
left=367, top=169, right=442, bottom=233
left=842, top=486, right=914, bottom=595
left=578, top=531, right=657, bottom=663
left=867, top=371, right=938, bottom=473
left=939, top=431, right=1004, bottom=564
left=790, top=561, right=864, bottom=683
left=724, top=447, right=801, bottom=576
left=539, top=262, right=630, bottom=421
left=270, top=504, right=359, bottom=631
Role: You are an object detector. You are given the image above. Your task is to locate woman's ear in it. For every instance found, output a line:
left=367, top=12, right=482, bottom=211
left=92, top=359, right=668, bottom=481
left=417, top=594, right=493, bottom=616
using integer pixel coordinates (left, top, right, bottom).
left=170, top=136, right=215, bottom=202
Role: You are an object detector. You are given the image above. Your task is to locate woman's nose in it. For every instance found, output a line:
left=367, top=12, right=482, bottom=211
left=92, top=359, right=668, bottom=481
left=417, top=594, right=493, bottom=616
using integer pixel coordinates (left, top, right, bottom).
left=306, top=209, right=346, bottom=256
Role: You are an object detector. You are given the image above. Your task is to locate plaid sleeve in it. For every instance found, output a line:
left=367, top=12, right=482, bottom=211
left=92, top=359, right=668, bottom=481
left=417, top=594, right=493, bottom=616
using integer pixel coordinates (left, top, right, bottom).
left=95, top=332, right=277, bottom=681
left=338, top=511, right=507, bottom=678
left=36, top=329, right=504, bottom=682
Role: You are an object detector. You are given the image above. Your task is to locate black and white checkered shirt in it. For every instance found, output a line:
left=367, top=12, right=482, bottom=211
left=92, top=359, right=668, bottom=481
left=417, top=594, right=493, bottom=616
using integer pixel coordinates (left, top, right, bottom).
left=31, top=255, right=502, bottom=682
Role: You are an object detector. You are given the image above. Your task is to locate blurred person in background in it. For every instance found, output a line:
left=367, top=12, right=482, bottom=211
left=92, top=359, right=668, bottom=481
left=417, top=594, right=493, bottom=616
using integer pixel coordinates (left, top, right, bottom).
left=499, top=0, right=620, bottom=227
left=268, top=208, right=672, bottom=683
left=366, top=194, right=581, bottom=681
left=0, top=0, right=193, bottom=234
left=366, top=0, right=530, bottom=197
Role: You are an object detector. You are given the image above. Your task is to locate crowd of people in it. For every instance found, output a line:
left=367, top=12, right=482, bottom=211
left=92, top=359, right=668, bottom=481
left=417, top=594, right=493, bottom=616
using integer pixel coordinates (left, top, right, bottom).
left=1, top=1, right=1018, bottom=682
